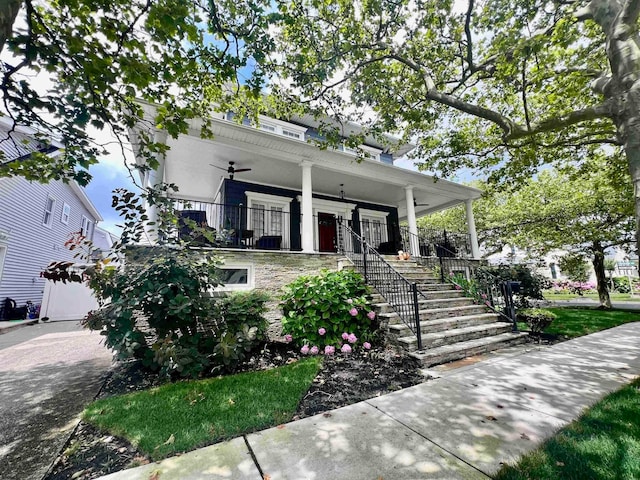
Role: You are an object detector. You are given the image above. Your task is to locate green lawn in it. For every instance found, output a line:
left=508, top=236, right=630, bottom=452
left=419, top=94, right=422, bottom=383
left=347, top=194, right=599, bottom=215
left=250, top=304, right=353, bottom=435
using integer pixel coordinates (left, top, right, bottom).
left=83, top=357, right=322, bottom=460
left=495, top=377, right=640, bottom=480
left=541, top=308, right=640, bottom=338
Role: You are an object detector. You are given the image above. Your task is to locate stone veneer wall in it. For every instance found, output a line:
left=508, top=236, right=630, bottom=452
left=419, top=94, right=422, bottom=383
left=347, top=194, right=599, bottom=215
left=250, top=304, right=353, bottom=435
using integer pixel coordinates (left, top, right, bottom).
left=216, top=249, right=344, bottom=337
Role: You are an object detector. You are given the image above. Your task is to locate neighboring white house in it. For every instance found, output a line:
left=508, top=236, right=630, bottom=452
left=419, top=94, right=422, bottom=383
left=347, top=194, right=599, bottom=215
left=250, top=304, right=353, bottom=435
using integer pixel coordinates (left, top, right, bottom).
left=129, top=101, right=483, bottom=263
left=487, top=245, right=638, bottom=285
left=0, top=121, right=103, bottom=319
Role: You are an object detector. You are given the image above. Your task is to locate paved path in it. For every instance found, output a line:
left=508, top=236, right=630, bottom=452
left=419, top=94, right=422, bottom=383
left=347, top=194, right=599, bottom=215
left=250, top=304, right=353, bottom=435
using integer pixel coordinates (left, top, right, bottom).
left=0, top=321, right=112, bottom=480
left=98, top=322, right=640, bottom=480
left=548, top=298, right=640, bottom=310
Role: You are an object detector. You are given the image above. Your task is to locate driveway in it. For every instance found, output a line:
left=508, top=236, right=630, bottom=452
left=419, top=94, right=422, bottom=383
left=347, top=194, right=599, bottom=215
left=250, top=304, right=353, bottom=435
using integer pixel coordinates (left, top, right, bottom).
left=0, top=321, right=112, bottom=480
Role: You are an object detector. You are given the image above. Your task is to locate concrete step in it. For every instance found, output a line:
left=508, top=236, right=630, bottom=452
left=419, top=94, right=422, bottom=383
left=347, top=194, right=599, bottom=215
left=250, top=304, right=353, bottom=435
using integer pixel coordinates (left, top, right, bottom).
left=408, top=332, right=528, bottom=367
left=397, top=321, right=514, bottom=351
left=369, top=289, right=465, bottom=304
left=388, top=313, right=501, bottom=336
left=373, top=296, right=475, bottom=314
left=379, top=304, right=490, bottom=325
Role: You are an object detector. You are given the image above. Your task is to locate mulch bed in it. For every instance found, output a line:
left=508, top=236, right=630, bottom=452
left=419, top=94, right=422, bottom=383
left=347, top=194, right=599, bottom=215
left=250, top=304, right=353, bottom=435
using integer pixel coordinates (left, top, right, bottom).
left=45, top=343, right=425, bottom=480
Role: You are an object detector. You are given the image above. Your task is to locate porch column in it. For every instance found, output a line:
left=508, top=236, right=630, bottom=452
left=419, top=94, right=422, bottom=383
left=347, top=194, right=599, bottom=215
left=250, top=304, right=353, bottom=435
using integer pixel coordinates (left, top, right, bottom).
left=144, top=129, right=168, bottom=244
left=465, top=199, right=481, bottom=259
left=405, top=186, right=420, bottom=257
left=301, top=161, right=315, bottom=253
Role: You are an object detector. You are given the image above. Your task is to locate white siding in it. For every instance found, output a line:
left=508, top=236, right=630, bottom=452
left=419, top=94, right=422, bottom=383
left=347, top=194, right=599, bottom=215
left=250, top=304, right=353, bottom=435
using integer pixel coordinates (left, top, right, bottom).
left=0, top=176, right=99, bottom=311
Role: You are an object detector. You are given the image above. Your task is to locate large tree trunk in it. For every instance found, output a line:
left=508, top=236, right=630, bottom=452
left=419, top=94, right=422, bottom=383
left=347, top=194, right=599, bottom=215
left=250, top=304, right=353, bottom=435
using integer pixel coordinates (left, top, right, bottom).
left=581, top=0, right=640, bottom=259
left=592, top=242, right=612, bottom=309
left=0, top=0, right=21, bottom=52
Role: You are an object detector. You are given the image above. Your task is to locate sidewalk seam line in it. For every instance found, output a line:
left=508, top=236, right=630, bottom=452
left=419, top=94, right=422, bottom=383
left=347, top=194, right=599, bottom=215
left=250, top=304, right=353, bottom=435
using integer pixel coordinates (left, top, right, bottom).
left=243, top=435, right=264, bottom=479
left=365, top=401, right=492, bottom=479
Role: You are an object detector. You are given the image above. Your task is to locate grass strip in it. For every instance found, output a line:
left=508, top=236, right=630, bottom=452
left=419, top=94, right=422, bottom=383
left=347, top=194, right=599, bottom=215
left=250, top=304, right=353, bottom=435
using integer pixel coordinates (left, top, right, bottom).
left=543, top=308, right=640, bottom=338
left=83, top=357, right=322, bottom=460
left=496, top=377, right=640, bottom=480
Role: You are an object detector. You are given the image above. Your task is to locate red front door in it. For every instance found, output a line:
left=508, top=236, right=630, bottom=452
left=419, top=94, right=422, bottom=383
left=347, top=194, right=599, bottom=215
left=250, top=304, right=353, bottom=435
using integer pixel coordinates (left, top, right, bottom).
left=318, top=213, right=337, bottom=252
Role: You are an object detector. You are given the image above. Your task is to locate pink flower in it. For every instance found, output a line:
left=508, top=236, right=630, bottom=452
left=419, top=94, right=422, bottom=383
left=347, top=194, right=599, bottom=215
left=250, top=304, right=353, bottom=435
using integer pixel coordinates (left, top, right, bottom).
left=342, top=332, right=349, bottom=340
left=481, top=293, right=487, bottom=299
left=318, top=327, right=326, bottom=335
left=349, top=307, right=358, bottom=316
left=310, top=346, right=319, bottom=355
left=300, top=345, right=310, bottom=355
left=284, top=334, right=293, bottom=343
left=485, top=301, right=491, bottom=306
left=341, top=344, right=352, bottom=354
left=449, top=272, right=455, bottom=276
left=367, top=311, right=376, bottom=320
left=455, top=285, right=462, bottom=290
left=324, top=346, right=335, bottom=355
left=347, top=333, right=357, bottom=344
left=363, top=342, right=371, bottom=350
left=346, top=298, right=353, bottom=304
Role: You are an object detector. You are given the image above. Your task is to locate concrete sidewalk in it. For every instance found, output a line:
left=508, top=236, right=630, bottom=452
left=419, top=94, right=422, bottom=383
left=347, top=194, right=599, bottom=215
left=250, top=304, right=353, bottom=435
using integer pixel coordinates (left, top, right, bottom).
left=0, top=322, right=112, bottom=480
left=99, top=323, right=640, bottom=480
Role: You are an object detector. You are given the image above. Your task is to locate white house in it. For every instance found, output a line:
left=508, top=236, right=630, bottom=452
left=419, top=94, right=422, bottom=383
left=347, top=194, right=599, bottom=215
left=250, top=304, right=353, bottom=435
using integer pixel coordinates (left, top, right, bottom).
left=0, top=121, right=102, bottom=319
left=129, top=101, right=482, bottom=261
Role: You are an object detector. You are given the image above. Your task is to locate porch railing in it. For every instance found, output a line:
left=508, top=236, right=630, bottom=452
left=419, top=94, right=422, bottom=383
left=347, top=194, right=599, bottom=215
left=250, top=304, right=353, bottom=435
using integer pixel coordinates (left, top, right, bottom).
left=399, top=225, right=472, bottom=258
left=337, top=218, right=424, bottom=350
left=172, top=199, right=294, bottom=250
left=417, top=245, right=518, bottom=329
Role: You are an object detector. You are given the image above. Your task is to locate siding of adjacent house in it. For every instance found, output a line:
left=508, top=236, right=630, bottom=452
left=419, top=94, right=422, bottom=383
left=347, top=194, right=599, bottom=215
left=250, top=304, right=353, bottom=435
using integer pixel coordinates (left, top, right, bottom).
left=0, top=176, right=99, bottom=311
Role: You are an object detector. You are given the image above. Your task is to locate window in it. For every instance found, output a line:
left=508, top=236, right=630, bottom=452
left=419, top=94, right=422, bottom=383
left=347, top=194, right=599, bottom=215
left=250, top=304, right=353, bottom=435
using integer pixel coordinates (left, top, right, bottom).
left=253, top=115, right=307, bottom=141
left=342, top=144, right=382, bottom=161
left=259, top=123, right=277, bottom=132
left=81, top=216, right=93, bottom=238
left=43, top=196, right=56, bottom=227
left=359, top=209, right=388, bottom=246
left=246, top=192, right=293, bottom=249
left=216, top=265, right=254, bottom=291
left=282, top=129, right=302, bottom=139
left=61, top=203, right=71, bottom=224
left=550, top=263, right=558, bottom=280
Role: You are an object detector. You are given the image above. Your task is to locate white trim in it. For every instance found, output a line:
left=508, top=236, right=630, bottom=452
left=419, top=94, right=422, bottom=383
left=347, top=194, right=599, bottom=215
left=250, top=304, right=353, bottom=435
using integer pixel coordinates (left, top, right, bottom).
left=43, top=195, right=56, bottom=228
left=358, top=208, right=389, bottom=220
left=69, top=182, right=103, bottom=222
left=299, top=197, right=357, bottom=251
left=359, top=209, right=389, bottom=244
left=342, top=144, right=382, bottom=161
left=245, top=191, right=294, bottom=206
left=216, top=263, right=254, bottom=291
left=0, top=244, right=6, bottom=287
left=257, top=115, right=307, bottom=141
left=81, top=215, right=94, bottom=238
left=61, top=203, right=71, bottom=225
left=245, top=191, right=293, bottom=248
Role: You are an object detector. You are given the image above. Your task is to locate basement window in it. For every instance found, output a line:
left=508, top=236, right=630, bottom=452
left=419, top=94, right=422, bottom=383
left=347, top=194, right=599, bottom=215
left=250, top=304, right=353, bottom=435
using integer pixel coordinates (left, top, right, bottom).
left=217, top=264, right=254, bottom=291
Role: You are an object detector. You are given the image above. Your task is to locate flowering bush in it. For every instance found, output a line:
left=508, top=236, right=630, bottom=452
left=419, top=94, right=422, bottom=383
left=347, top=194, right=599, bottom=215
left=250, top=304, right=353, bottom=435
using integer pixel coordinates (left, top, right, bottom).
left=550, top=280, right=596, bottom=295
left=280, top=269, right=377, bottom=351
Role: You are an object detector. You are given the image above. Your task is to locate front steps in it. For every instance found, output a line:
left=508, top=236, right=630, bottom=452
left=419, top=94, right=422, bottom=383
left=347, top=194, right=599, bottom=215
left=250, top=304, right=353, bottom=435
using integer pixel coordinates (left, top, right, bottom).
left=368, top=256, right=526, bottom=367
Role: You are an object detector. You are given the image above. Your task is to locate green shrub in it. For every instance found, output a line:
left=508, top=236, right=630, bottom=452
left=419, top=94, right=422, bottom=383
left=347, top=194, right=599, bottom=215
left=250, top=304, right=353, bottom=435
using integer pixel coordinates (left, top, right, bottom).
left=479, top=264, right=549, bottom=307
left=280, top=269, right=376, bottom=352
left=517, top=308, right=557, bottom=334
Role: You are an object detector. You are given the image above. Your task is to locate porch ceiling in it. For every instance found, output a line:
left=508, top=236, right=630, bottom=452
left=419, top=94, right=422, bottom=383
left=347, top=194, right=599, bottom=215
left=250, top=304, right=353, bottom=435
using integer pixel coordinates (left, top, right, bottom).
left=160, top=118, right=481, bottom=217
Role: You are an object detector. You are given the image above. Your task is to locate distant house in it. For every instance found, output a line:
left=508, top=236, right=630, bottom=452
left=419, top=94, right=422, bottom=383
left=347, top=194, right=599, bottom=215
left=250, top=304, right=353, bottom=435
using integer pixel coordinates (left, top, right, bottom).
left=0, top=120, right=102, bottom=319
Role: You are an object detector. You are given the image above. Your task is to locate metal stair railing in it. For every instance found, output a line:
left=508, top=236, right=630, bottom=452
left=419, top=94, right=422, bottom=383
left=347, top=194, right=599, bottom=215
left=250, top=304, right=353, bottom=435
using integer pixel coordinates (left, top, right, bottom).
left=417, top=245, right=518, bottom=331
left=337, top=218, right=425, bottom=350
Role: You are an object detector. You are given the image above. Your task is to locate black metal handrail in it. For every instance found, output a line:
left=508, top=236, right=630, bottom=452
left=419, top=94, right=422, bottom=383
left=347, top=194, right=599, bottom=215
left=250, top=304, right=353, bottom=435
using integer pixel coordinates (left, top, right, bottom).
left=399, top=225, right=472, bottom=259
left=337, top=218, right=425, bottom=350
left=417, top=245, right=517, bottom=330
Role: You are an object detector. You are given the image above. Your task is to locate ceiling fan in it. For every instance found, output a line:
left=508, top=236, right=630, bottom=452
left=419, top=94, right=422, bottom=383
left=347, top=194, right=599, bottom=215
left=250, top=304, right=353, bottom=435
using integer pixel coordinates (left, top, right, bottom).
left=211, top=161, right=252, bottom=180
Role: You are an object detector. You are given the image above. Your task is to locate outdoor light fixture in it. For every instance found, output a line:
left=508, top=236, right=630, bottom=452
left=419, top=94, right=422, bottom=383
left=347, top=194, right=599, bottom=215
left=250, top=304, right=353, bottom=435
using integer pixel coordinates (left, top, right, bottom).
left=339, top=184, right=345, bottom=200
